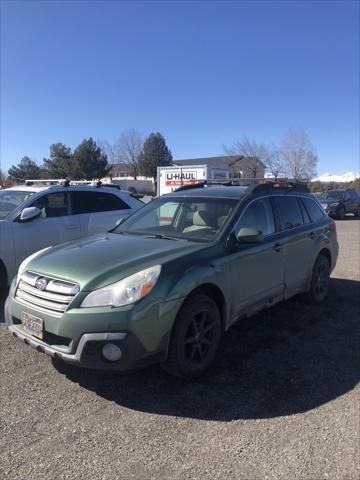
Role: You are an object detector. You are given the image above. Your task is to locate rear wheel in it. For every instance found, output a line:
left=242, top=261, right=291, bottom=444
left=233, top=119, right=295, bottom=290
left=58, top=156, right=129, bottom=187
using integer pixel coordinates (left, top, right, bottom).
left=338, top=207, right=345, bottom=220
left=163, top=294, right=222, bottom=378
left=304, top=254, right=330, bottom=304
left=0, top=262, right=8, bottom=297
left=355, top=205, right=360, bottom=217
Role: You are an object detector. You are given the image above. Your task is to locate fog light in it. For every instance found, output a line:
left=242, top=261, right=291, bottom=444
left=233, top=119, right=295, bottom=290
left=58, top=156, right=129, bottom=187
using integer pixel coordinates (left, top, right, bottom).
left=102, top=343, right=122, bottom=362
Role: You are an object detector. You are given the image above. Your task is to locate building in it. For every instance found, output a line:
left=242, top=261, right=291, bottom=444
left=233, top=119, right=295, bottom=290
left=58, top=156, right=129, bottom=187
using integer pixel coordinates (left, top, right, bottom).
left=110, top=155, right=265, bottom=181
left=173, top=155, right=265, bottom=180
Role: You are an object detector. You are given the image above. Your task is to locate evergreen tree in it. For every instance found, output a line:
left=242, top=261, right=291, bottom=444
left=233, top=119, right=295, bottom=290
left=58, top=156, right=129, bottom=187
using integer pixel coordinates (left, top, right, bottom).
left=8, top=157, right=41, bottom=182
left=138, top=132, right=172, bottom=180
left=43, top=143, right=72, bottom=178
left=71, top=138, right=110, bottom=180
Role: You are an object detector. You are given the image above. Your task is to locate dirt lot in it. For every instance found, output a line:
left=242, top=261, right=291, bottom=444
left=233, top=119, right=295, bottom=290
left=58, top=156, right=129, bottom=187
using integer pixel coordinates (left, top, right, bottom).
left=1, top=219, right=359, bottom=480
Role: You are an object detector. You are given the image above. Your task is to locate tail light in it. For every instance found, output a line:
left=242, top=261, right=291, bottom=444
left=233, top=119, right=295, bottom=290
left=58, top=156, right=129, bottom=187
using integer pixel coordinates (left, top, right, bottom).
left=330, top=220, right=336, bottom=231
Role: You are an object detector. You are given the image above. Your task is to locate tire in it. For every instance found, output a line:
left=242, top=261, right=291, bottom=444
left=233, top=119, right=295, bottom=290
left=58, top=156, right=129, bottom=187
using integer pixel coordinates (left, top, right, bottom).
left=355, top=205, right=360, bottom=217
left=338, top=207, right=345, bottom=220
left=304, top=254, right=331, bottom=304
left=163, top=294, right=222, bottom=379
left=0, top=262, right=8, bottom=297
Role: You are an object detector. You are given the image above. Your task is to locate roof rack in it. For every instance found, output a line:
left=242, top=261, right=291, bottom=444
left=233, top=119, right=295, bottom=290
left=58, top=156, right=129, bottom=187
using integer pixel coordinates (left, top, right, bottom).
left=175, top=179, right=309, bottom=194
left=23, top=179, right=121, bottom=190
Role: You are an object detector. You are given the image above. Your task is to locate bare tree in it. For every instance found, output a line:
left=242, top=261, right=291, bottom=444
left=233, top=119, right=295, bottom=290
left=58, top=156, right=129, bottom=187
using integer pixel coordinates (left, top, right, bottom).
left=0, top=169, right=7, bottom=187
left=99, top=140, right=117, bottom=165
left=266, top=147, right=286, bottom=180
left=280, top=129, right=318, bottom=181
left=224, top=136, right=273, bottom=181
left=99, top=129, right=144, bottom=179
left=115, top=128, right=144, bottom=179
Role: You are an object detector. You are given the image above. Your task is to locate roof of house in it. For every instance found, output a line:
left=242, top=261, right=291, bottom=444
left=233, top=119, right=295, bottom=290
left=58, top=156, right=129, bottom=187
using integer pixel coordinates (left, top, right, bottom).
left=173, top=155, right=265, bottom=168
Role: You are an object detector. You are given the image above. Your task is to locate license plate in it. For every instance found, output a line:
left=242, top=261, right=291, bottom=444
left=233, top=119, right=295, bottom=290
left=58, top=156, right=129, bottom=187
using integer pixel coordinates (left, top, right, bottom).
left=21, top=312, right=44, bottom=339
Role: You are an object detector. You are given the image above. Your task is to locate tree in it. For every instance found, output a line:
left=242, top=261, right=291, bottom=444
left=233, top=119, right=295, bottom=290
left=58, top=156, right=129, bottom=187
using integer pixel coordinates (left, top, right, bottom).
left=224, top=136, right=272, bottom=180
left=138, top=132, right=172, bottom=180
left=265, top=148, right=286, bottom=180
left=115, top=128, right=144, bottom=179
left=8, top=157, right=41, bottom=182
left=100, top=128, right=144, bottom=179
left=42, top=143, right=72, bottom=178
left=0, top=169, right=7, bottom=187
left=71, top=138, right=110, bottom=180
left=280, top=129, right=318, bottom=181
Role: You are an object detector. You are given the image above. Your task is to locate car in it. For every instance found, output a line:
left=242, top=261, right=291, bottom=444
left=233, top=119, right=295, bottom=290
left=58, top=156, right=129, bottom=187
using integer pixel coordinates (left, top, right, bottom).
left=318, top=189, right=360, bottom=219
left=0, top=182, right=143, bottom=292
left=5, top=181, right=338, bottom=378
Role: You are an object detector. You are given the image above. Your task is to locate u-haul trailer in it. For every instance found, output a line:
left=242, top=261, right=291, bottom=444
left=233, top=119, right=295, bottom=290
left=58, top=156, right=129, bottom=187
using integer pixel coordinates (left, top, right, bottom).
left=157, top=165, right=229, bottom=196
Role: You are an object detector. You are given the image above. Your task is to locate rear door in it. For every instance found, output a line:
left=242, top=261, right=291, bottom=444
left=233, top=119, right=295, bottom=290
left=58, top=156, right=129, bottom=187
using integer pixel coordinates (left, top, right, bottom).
left=272, top=195, right=314, bottom=294
left=71, top=190, right=132, bottom=236
left=228, top=197, right=284, bottom=318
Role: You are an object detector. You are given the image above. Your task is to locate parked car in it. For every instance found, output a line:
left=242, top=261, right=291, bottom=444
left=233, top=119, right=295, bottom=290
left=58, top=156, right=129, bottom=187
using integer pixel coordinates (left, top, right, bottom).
left=318, top=189, right=360, bottom=219
left=0, top=183, right=143, bottom=291
left=6, top=182, right=338, bottom=378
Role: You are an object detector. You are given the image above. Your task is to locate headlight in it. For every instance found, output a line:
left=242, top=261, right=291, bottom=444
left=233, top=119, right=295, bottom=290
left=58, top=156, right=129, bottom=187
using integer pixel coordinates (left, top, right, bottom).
left=330, top=202, right=339, bottom=208
left=80, top=265, right=161, bottom=308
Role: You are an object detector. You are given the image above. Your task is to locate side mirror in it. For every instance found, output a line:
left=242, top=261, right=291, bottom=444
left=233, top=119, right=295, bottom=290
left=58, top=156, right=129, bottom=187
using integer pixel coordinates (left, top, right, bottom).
left=237, top=227, right=264, bottom=243
left=19, top=207, right=42, bottom=222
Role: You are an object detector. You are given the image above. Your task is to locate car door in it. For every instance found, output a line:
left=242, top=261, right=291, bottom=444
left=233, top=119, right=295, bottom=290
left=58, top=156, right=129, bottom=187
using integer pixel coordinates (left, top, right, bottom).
left=271, top=195, right=313, bottom=294
left=71, top=190, right=132, bottom=236
left=12, top=191, right=81, bottom=269
left=228, top=197, right=284, bottom=318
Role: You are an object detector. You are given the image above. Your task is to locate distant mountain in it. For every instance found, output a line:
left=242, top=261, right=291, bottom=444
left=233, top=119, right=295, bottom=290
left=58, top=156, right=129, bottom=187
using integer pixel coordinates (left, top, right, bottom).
left=312, top=172, right=360, bottom=183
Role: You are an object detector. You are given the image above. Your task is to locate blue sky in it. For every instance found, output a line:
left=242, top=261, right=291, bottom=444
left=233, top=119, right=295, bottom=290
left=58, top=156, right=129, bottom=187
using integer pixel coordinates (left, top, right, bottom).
left=1, top=0, right=359, bottom=174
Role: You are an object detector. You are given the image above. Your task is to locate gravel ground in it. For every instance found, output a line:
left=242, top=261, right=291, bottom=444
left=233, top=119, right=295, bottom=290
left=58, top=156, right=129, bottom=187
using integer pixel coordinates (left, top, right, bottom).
left=1, top=218, right=359, bottom=480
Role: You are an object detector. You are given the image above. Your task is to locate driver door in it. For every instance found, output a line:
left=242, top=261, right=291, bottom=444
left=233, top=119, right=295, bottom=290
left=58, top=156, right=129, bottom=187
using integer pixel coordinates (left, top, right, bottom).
left=228, top=197, right=284, bottom=319
left=12, top=191, right=80, bottom=269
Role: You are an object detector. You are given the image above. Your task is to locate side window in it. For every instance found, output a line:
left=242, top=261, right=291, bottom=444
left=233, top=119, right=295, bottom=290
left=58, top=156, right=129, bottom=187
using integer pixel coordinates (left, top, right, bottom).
left=344, top=191, right=351, bottom=201
left=273, top=196, right=303, bottom=230
left=31, top=192, right=69, bottom=218
left=72, top=192, right=130, bottom=214
left=237, top=198, right=275, bottom=236
left=301, top=197, right=325, bottom=223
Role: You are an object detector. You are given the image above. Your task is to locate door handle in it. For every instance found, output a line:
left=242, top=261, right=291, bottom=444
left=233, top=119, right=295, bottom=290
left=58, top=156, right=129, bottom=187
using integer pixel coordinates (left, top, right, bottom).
left=66, top=225, right=79, bottom=230
left=273, top=242, right=282, bottom=252
left=309, top=232, right=315, bottom=240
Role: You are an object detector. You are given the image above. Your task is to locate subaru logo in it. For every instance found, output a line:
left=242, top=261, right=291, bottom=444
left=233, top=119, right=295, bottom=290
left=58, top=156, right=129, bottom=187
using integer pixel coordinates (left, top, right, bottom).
left=35, top=277, right=48, bottom=291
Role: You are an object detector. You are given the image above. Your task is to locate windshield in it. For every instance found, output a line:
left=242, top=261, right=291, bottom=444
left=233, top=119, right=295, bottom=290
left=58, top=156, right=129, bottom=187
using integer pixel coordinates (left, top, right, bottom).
left=319, top=191, right=344, bottom=202
left=114, top=196, right=238, bottom=242
left=0, top=190, right=35, bottom=220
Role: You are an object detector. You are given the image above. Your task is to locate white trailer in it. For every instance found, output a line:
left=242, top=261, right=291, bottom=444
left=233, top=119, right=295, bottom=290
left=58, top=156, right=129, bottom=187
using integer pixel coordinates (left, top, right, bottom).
left=157, top=165, right=229, bottom=196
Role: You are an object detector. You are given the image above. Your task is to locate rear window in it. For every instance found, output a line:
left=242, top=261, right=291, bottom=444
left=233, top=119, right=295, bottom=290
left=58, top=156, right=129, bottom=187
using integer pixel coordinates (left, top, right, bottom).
left=273, top=196, right=303, bottom=230
left=72, top=191, right=130, bottom=214
left=301, top=197, right=325, bottom=223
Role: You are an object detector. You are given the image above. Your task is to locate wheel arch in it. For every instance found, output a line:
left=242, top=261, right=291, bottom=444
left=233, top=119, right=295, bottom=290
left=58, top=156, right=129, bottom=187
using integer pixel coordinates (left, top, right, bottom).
left=175, top=282, right=227, bottom=331
left=318, top=247, right=332, bottom=267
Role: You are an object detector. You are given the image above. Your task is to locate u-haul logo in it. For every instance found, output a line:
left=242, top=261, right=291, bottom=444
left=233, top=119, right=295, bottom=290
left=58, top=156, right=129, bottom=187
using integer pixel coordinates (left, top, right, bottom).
left=165, top=171, right=198, bottom=186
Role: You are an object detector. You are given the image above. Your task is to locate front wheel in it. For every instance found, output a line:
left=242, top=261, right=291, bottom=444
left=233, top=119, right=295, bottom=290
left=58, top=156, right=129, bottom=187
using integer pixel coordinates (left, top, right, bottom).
left=163, top=294, right=222, bottom=378
left=304, top=254, right=331, bottom=304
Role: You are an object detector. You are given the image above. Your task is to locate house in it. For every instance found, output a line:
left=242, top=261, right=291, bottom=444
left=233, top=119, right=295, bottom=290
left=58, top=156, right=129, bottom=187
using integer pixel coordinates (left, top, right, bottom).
left=173, top=155, right=265, bottom=180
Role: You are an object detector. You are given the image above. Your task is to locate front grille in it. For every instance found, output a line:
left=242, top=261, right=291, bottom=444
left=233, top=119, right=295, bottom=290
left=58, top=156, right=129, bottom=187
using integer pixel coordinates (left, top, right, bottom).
left=15, top=271, right=80, bottom=314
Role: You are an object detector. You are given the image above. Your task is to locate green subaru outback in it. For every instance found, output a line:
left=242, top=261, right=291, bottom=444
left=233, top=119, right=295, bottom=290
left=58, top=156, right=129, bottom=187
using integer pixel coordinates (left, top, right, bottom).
left=6, top=182, right=338, bottom=378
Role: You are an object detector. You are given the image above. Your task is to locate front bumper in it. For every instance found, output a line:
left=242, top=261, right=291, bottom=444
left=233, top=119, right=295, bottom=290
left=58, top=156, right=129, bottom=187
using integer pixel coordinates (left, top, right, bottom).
left=5, top=289, right=183, bottom=370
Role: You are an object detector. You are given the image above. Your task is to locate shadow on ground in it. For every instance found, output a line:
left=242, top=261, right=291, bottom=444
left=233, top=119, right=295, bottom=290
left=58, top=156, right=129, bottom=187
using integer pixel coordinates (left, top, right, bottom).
left=53, top=278, right=360, bottom=421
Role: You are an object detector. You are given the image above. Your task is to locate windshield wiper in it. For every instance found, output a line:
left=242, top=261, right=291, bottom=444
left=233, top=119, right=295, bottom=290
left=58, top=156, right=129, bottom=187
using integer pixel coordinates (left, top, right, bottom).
left=143, top=233, right=180, bottom=241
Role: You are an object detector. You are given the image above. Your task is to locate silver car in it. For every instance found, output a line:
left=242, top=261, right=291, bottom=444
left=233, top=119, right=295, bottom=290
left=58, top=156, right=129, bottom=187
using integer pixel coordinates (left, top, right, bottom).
left=0, top=183, right=143, bottom=291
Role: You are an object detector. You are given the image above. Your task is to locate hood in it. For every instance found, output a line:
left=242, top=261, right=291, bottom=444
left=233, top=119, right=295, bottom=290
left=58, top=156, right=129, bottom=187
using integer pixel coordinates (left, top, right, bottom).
left=25, top=232, right=206, bottom=290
